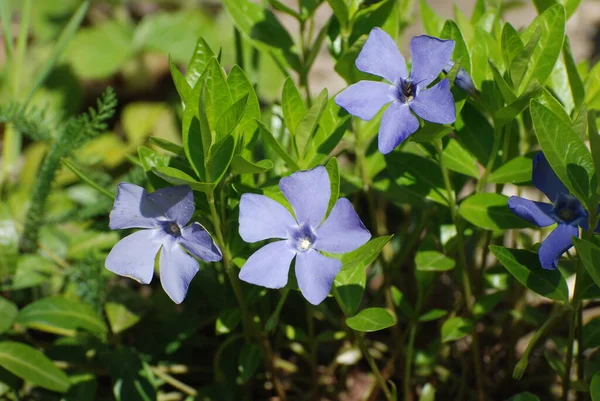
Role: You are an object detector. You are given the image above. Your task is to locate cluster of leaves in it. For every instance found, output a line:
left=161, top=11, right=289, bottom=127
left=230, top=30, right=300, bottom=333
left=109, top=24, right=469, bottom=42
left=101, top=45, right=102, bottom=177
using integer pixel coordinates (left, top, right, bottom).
left=1, top=0, right=600, bottom=400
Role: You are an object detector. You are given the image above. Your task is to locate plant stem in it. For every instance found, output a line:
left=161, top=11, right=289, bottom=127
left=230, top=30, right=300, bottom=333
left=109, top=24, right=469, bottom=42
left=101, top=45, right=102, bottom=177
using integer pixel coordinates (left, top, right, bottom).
left=356, top=333, right=393, bottom=401
left=207, top=191, right=287, bottom=401
left=436, top=139, right=485, bottom=401
left=476, top=124, right=503, bottom=192
left=403, top=294, right=423, bottom=401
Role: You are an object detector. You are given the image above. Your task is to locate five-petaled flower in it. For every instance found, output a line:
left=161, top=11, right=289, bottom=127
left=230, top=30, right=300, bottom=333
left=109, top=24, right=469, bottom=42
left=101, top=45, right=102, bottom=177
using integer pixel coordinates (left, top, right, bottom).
left=335, top=27, right=457, bottom=154
left=508, top=152, right=598, bottom=269
left=106, top=183, right=222, bottom=304
left=238, top=167, right=371, bottom=305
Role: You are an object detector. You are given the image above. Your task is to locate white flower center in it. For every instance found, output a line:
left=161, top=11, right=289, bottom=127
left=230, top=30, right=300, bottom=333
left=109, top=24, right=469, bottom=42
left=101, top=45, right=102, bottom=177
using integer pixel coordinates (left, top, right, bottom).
left=298, top=237, right=312, bottom=251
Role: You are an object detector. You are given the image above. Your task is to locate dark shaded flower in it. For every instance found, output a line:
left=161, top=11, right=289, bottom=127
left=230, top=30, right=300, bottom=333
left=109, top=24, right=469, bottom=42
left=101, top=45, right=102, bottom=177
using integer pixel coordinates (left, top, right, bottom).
left=238, top=167, right=371, bottom=305
left=106, top=183, right=222, bottom=304
left=334, top=27, right=456, bottom=154
left=508, top=153, right=597, bottom=269
left=442, top=61, right=478, bottom=97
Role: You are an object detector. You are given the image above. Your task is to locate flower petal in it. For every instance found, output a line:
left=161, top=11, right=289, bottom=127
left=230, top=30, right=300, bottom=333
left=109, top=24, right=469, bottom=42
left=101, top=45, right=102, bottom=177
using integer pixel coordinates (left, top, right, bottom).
left=538, top=224, right=577, bottom=270
left=410, top=79, right=456, bottom=124
left=314, top=198, right=371, bottom=253
left=239, top=194, right=297, bottom=242
left=239, top=241, right=296, bottom=289
left=295, top=250, right=342, bottom=305
left=179, top=222, right=222, bottom=262
left=409, top=35, right=455, bottom=88
left=355, top=27, right=408, bottom=83
left=159, top=243, right=199, bottom=304
left=507, top=196, right=556, bottom=227
left=334, top=81, right=394, bottom=120
left=378, top=102, right=419, bottom=154
left=280, top=166, right=331, bottom=228
left=109, top=183, right=163, bottom=229
left=532, top=152, right=569, bottom=202
left=148, top=185, right=195, bottom=226
left=105, top=229, right=163, bottom=284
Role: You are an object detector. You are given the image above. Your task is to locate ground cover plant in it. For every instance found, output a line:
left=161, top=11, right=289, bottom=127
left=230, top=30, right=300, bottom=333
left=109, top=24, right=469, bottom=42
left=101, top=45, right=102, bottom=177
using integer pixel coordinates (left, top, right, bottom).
left=1, top=0, right=600, bottom=400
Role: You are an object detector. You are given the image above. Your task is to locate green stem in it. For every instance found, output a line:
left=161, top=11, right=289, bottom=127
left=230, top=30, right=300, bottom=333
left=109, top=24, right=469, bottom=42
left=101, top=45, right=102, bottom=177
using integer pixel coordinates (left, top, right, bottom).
left=403, top=294, right=423, bottom=401
left=436, top=139, right=485, bottom=401
left=356, top=333, right=393, bottom=401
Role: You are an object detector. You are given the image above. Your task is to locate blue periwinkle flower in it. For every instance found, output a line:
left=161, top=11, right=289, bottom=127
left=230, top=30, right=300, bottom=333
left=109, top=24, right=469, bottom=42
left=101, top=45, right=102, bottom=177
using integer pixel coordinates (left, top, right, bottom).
left=106, top=183, right=222, bottom=304
left=238, top=167, right=371, bottom=305
left=508, top=153, right=598, bottom=269
left=335, top=27, right=456, bottom=154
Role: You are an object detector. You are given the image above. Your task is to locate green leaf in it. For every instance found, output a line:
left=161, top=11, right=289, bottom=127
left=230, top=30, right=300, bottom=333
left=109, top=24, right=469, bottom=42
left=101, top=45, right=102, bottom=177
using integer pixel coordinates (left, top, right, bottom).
left=501, top=22, right=523, bottom=68
left=238, top=344, right=262, bottom=384
left=489, top=60, right=517, bottom=104
left=169, top=58, right=191, bottom=102
left=588, top=111, right=600, bottom=193
left=282, top=78, right=306, bottom=137
left=419, top=0, right=444, bottom=36
left=0, top=297, right=17, bottom=334
left=208, top=135, right=235, bottom=184
left=441, top=317, right=473, bottom=342
left=231, top=155, right=273, bottom=175
left=256, top=120, right=300, bottom=171
left=538, top=87, right=572, bottom=125
left=296, top=89, right=328, bottom=159
left=488, top=155, right=534, bottom=184
left=185, top=38, right=215, bottom=89
left=182, top=85, right=206, bottom=180
left=325, top=158, right=340, bottom=216
left=494, top=81, right=542, bottom=126
left=441, top=139, right=479, bottom=178
left=530, top=100, right=596, bottom=209
left=510, top=26, right=542, bottom=89
left=17, top=297, right=107, bottom=337
left=591, top=372, right=600, bottom=401
left=201, top=57, right=232, bottom=131
left=419, top=309, right=447, bottom=322
left=415, top=250, right=455, bottom=272
left=327, top=0, right=349, bottom=25
left=152, top=166, right=215, bottom=194
left=104, top=303, right=141, bottom=335
left=459, top=193, right=530, bottom=230
left=385, top=152, right=449, bottom=206
left=345, top=308, right=396, bottom=332
left=215, top=94, right=248, bottom=141
left=516, top=4, right=566, bottom=93
left=489, top=246, right=569, bottom=302
left=440, top=20, right=471, bottom=75
left=227, top=66, right=261, bottom=144
left=585, top=62, right=600, bottom=110
left=221, top=0, right=301, bottom=72
left=148, top=136, right=185, bottom=156
left=334, top=236, right=393, bottom=316
left=573, top=238, right=600, bottom=289
left=0, top=342, right=70, bottom=392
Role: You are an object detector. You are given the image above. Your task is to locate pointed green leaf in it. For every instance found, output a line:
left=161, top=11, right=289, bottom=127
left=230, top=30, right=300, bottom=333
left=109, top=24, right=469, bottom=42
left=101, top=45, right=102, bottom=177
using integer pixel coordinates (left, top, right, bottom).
left=227, top=66, right=261, bottom=144
left=215, top=94, right=248, bottom=141
left=152, top=166, right=216, bottom=194
left=0, top=342, right=70, bottom=392
left=441, top=317, right=472, bottom=342
left=346, top=307, right=395, bottom=332
left=441, top=139, right=479, bottom=178
left=488, top=155, right=534, bottom=184
left=231, top=155, right=273, bottom=175
left=17, top=297, right=107, bottom=337
left=325, top=158, right=340, bottom=216
left=530, top=100, right=596, bottom=209
left=415, top=250, right=455, bottom=272
left=282, top=78, right=306, bottom=138
left=256, top=120, right=300, bottom=171
left=185, top=37, right=215, bottom=88
left=169, top=57, right=191, bottom=102
left=510, top=26, right=542, bottom=89
left=459, top=193, right=530, bottom=230
left=489, top=246, right=569, bottom=302
left=501, top=22, right=523, bottom=69
left=201, top=57, right=232, bottom=130
left=296, top=89, right=328, bottom=158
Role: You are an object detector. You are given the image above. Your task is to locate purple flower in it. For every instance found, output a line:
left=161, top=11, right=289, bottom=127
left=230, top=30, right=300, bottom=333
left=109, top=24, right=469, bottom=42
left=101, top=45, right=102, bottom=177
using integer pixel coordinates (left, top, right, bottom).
left=105, top=183, right=222, bottom=304
left=334, top=27, right=456, bottom=154
left=238, top=167, right=371, bottom=305
left=508, top=153, right=598, bottom=269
